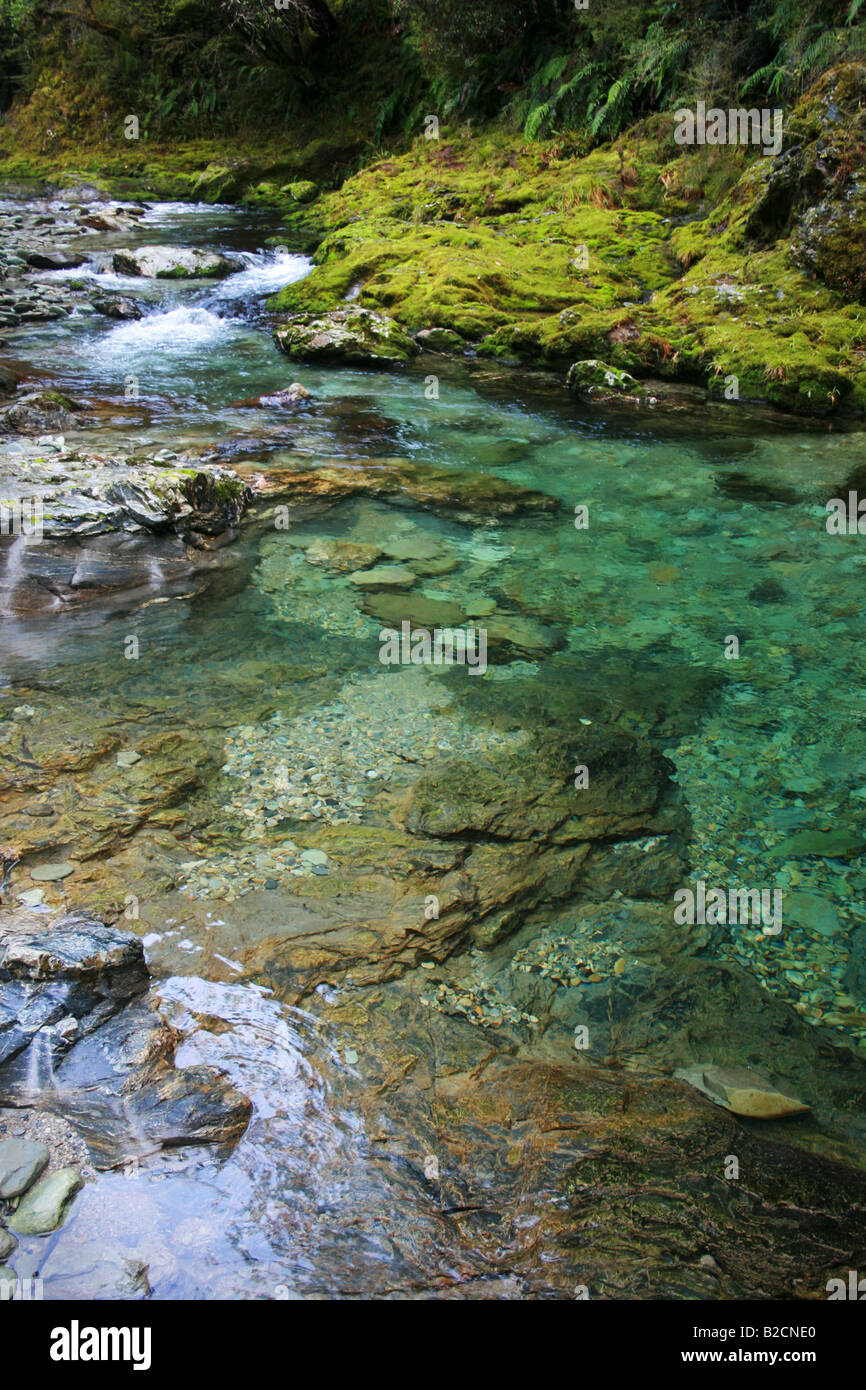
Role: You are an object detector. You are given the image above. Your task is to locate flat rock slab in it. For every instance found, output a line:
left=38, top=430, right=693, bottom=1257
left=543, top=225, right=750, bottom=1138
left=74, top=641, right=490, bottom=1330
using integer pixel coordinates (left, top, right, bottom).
left=676, top=1063, right=810, bottom=1119
left=8, top=1165, right=83, bottom=1234
left=349, top=564, right=416, bottom=591
left=0, top=1137, right=49, bottom=1197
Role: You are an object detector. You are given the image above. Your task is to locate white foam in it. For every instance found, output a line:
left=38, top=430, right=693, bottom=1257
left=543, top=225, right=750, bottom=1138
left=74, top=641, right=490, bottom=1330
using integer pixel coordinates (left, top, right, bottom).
left=94, top=304, right=233, bottom=357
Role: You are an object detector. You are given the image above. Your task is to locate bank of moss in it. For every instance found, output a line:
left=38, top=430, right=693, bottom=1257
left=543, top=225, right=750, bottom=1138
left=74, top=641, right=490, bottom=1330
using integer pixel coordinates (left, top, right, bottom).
left=265, top=64, right=866, bottom=415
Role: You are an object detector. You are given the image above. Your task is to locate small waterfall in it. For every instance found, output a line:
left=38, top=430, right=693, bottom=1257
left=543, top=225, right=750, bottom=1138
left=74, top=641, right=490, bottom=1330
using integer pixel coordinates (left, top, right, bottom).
left=24, top=1030, right=59, bottom=1097
left=0, top=536, right=28, bottom=617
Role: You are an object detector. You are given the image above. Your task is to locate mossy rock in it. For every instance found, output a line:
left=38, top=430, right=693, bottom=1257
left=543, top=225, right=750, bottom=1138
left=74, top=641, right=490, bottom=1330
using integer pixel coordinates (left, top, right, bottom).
left=273, top=306, right=418, bottom=367
left=284, top=180, right=319, bottom=204
left=566, top=359, right=644, bottom=398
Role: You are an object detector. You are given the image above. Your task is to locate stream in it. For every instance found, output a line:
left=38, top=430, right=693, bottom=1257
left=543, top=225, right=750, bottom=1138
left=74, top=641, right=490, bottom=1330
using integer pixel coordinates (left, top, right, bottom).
left=2, top=191, right=866, bottom=1299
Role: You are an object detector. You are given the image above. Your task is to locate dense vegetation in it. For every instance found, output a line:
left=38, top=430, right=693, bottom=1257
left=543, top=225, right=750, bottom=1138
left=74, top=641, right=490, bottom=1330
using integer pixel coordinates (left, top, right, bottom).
left=1, top=0, right=864, bottom=149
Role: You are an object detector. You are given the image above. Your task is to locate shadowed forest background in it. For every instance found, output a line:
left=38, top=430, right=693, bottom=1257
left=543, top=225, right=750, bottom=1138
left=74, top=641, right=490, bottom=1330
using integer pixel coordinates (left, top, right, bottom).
left=0, top=0, right=864, bottom=151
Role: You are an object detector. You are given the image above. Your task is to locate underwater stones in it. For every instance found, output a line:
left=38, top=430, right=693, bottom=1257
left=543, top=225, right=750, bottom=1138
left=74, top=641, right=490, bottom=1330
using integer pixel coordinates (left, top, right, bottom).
left=304, top=539, right=383, bottom=572
left=400, top=725, right=684, bottom=848
left=675, top=1064, right=810, bottom=1120
left=243, top=456, right=559, bottom=524
left=0, top=1137, right=49, bottom=1197
left=112, top=246, right=240, bottom=279
left=274, top=306, right=418, bottom=366
left=0, top=1227, right=16, bottom=1259
left=785, top=890, right=841, bottom=937
left=769, top=828, right=866, bottom=861
left=360, top=591, right=464, bottom=630
left=348, top=564, right=416, bottom=591
left=8, top=1165, right=83, bottom=1234
left=843, top=924, right=866, bottom=998
left=484, top=613, right=565, bottom=660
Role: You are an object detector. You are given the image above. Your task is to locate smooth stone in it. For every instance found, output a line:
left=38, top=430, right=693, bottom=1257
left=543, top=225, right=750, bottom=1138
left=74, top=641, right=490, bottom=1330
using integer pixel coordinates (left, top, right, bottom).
left=116, top=750, right=141, bottom=767
left=29, top=861, right=75, bottom=881
left=304, top=539, right=383, bottom=573
left=786, top=890, right=841, bottom=937
left=0, top=1228, right=16, bottom=1259
left=8, top=1166, right=83, bottom=1234
left=769, top=829, right=866, bottom=861
left=300, top=850, right=328, bottom=865
left=348, top=564, right=416, bottom=591
left=0, top=1139, right=50, bottom=1198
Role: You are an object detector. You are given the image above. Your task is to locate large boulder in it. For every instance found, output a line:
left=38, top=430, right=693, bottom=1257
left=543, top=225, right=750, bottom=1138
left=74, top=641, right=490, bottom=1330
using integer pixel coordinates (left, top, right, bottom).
left=274, top=306, right=418, bottom=366
left=112, top=246, right=240, bottom=279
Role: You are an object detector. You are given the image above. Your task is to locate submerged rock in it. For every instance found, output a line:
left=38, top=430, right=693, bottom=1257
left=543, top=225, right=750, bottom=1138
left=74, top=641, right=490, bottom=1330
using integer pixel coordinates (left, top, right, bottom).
left=241, top=455, right=559, bottom=524
left=274, top=306, right=418, bottom=366
left=676, top=1064, right=810, bottom=1119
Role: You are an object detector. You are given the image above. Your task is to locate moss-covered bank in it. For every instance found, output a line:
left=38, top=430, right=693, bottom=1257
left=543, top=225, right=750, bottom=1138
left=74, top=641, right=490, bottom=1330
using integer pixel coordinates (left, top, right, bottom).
left=264, top=62, right=866, bottom=415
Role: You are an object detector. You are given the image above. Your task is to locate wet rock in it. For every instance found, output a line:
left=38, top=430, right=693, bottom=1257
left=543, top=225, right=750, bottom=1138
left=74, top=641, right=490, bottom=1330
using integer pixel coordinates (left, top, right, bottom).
left=0, top=1226, right=16, bottom=1259
left=112, top=247, right=240, bottom=279
left=46, top=999, right=252, bottom=1166
left=90, top=295, right=143, bottom=321
left=0, top=912, right=147, bottom=989
left=0, top=911, right=149, bottom=1075
left=241, top=456, right=559, bottom=525
left=24, top=250, right=86, bottom=271
left=0, top=389, right=83, bottom=436
left=8, top=1165, right=83, bottom=1234
left=0, top=1137, right=49, bottom=1196
left=274, top=307, right=418, bottom=367
left=0, top=911, right=251, bottom=1168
